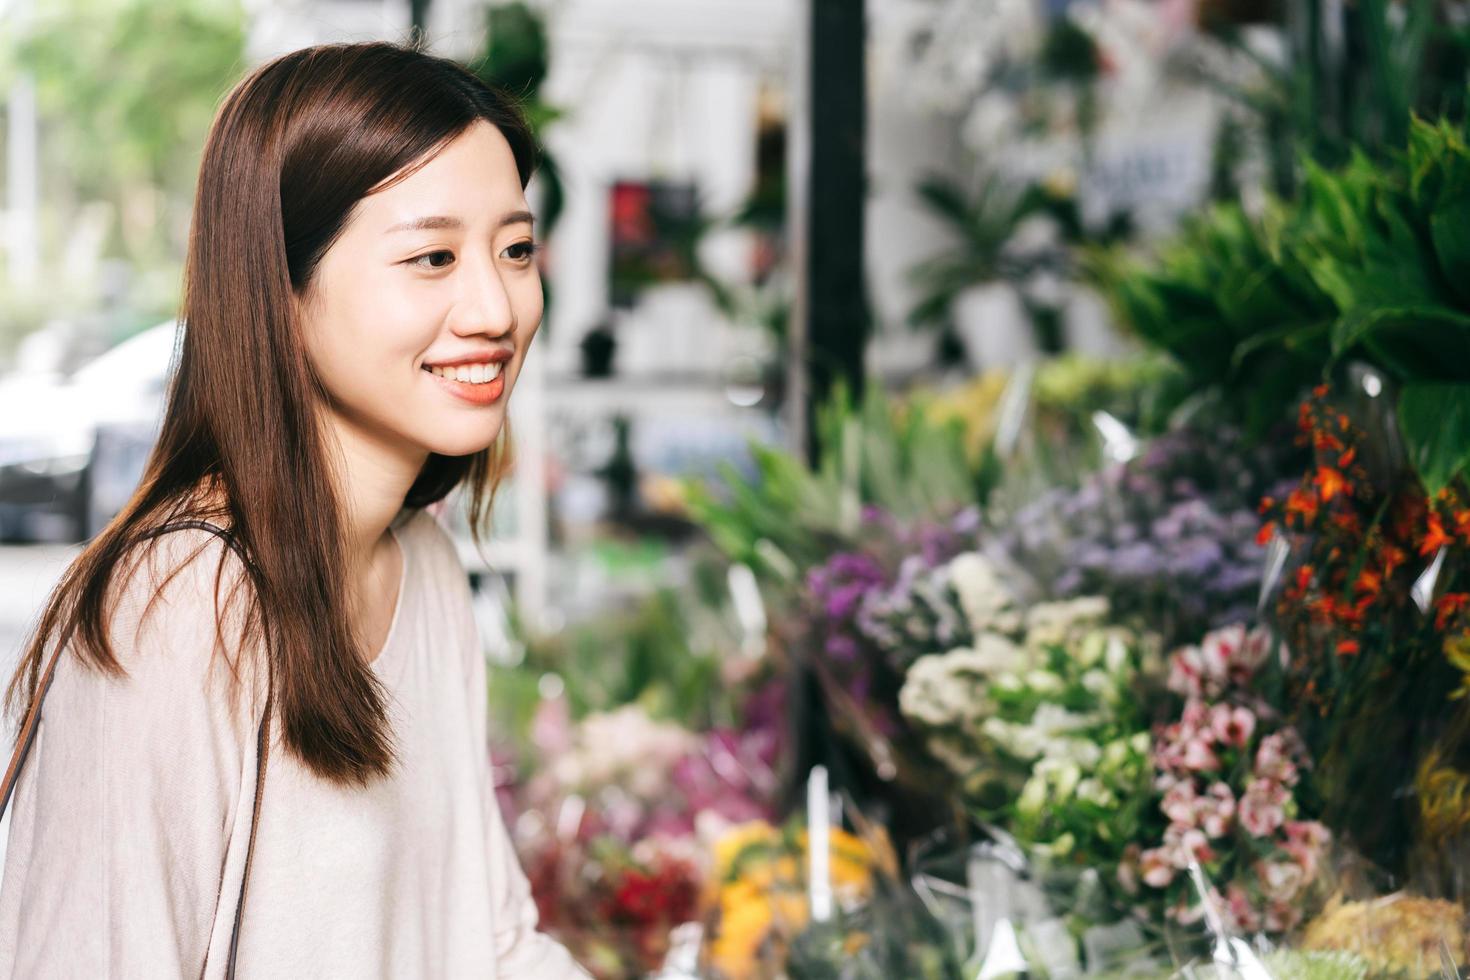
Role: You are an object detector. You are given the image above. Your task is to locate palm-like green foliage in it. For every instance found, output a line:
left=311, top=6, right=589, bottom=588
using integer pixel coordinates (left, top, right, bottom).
left=1099, top=113, right=1470, bottom=493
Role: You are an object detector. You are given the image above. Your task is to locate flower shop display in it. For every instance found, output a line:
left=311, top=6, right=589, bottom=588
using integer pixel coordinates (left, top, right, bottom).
left=501, top=114, right=1470, bottom=980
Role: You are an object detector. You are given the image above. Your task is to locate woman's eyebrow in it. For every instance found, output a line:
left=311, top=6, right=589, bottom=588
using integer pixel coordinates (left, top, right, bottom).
left=386, top=210, right=534, bottom=233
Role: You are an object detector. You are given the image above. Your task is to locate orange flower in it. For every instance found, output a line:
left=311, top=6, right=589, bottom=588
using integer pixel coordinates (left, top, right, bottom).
left=1256, top=522, right=1278, bottom=547
left=1454, top=509, right=1470, bottom=541
left=1354, top=567, right=1383, bottom=599
left=1436, top=593, right=1470, bottom=631
left=1381, top=543, right=1408, bottom=580
left=1316, top=466, right=1349, bottom=502
left=1422, top=513, right=1453, bottom=556
left=1287, top=487, right=1320, bottom=527
left=1313, top=384, right=1330, bottom=399
left=1295, top=565, right=1315, bottom=594
left=1336, top=639, right=1360, bottom=656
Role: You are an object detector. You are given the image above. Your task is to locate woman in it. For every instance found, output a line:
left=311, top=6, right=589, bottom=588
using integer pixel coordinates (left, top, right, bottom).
left=0, top=41, right=590, bottom=978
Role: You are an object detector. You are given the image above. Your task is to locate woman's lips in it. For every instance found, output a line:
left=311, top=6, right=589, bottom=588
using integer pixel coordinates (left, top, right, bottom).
left=423, top=367, right=506, bottom=406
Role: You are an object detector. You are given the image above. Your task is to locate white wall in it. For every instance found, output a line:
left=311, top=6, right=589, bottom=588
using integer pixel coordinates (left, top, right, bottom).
left=537, top=0, right=794, bottom=375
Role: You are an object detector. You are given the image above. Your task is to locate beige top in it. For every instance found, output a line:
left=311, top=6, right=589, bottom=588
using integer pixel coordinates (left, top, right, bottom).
left=0, top=508, right=589, bottom=979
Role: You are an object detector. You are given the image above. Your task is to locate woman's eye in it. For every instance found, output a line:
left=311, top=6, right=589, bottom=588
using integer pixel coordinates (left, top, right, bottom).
left=505, top=241, right=541, bottom=262
left=408, top=250, right=454, bottom=270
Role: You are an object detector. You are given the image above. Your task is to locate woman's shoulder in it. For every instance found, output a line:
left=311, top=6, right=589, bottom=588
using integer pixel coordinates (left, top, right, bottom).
left=98, top=518, right=265, bottom=715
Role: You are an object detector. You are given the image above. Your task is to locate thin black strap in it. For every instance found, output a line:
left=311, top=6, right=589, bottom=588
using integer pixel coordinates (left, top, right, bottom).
left=0, top=519, right=270, bottom=979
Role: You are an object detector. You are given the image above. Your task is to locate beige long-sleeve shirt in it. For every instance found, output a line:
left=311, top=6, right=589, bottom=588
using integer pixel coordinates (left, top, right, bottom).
left=0, top=507, right=589, bottom=979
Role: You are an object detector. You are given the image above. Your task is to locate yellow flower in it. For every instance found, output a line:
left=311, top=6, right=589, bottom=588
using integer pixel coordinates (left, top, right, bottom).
left=711, top=879, right=774, bottom=979
left=795, top=827, right=875, bottom=900
left=713, top=820, right=781, bottom=880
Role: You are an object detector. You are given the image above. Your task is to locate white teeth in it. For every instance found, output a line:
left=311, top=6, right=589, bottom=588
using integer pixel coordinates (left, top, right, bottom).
left=426, top=362, right=503, bottom=384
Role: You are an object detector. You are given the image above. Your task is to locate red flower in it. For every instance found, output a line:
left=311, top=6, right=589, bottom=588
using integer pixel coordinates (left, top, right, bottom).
left=1336, top=639, right=1360, bottom=656
left=1256, top=522, right=1278, bottom=547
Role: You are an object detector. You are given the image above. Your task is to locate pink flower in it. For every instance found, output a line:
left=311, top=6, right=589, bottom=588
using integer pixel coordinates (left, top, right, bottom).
left=1166, top=625, right=1278, bottom=699
left=1282, top=820, right=1331, bottom=879
left=1181, top=736, right=1221, bottom=773
left=1163, top=825, right=1216, bottom=867
left=1255, top=858, right=1306, bottom=903
left=1162, top=781, right=1199, bottom=825
left=1210, top=703, right=1257, bottom=748
left=1180, top=699, right=1211, bottom=733
left=1254, top=732, right=1301, bottom=785
left=1223, top=882, right=1262, bottom=934
left=1264, top=899, right=1303, bottom=933
left=1167, top=643, right=1210, bottom=699
left=1139, top=847, right=1175, bottom=888
left=1238, top=778, right=1289, bottom=837
left=1196, top=782, right=1236, bottom=838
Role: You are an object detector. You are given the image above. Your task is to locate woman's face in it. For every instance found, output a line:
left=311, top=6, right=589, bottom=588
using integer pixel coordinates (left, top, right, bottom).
left=298, top=119, right=542, bottom=462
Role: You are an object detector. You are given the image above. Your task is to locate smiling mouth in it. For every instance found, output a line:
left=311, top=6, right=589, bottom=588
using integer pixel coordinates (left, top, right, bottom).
left=421, top=362, right=503, bottom=384
left=422, top=362, right=508, bottom=406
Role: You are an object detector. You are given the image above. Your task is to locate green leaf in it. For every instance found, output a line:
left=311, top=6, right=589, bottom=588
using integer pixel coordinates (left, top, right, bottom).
left=1332, top=304, right=1470, bottom=380
left=1398, top=383, right=1470, bottom=494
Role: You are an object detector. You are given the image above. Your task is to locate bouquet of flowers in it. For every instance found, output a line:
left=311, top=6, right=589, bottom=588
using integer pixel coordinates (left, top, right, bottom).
left=509, top=701, right=782, bottom=977
left=1264, top=383, right=1468, bottom=880
left=898, top=552, right=1165, bottom=915
left=705, top=818, right=883, bottom=980
left=1128, top=624, right=1332, bottom=936
left=995, top=426, right=1299, bottom=647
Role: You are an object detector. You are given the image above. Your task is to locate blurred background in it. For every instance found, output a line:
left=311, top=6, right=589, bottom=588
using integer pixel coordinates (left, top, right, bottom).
left=5, top=0, right=1470, bottom=976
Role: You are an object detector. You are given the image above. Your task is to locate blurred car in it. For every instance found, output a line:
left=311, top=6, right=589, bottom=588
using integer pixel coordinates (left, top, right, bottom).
left=0, top=320, right=177, bottom=542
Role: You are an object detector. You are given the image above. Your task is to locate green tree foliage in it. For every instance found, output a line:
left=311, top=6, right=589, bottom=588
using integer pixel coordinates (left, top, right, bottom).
left=0, top=0, right=246, bottom=327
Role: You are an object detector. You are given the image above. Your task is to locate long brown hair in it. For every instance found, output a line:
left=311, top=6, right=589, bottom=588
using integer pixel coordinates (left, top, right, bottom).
left=2, top=40, right=540, bottom=787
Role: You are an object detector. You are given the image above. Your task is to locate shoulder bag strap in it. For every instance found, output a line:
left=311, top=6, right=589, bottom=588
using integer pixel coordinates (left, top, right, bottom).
left=0, top=519, right=271, bottom=979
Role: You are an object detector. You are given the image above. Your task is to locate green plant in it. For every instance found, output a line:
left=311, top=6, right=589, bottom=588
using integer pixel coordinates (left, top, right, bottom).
left=682, top=381, right=989, bottom=581
left=1100, top=112, right=1470, bottom=492
left=906, top=174, right=1031, bottom=332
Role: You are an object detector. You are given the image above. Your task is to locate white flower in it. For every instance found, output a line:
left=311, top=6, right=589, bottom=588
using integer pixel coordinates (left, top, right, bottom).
left=1076, top=777, right=1116, bottom=807
left=899, top=649, right=990, bottom=728
left=1024, top=669, right=1065, bottom=695
left=1024, top=596, right=1111, bottom=649
left=947, top=552, right=1022, bottom=636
